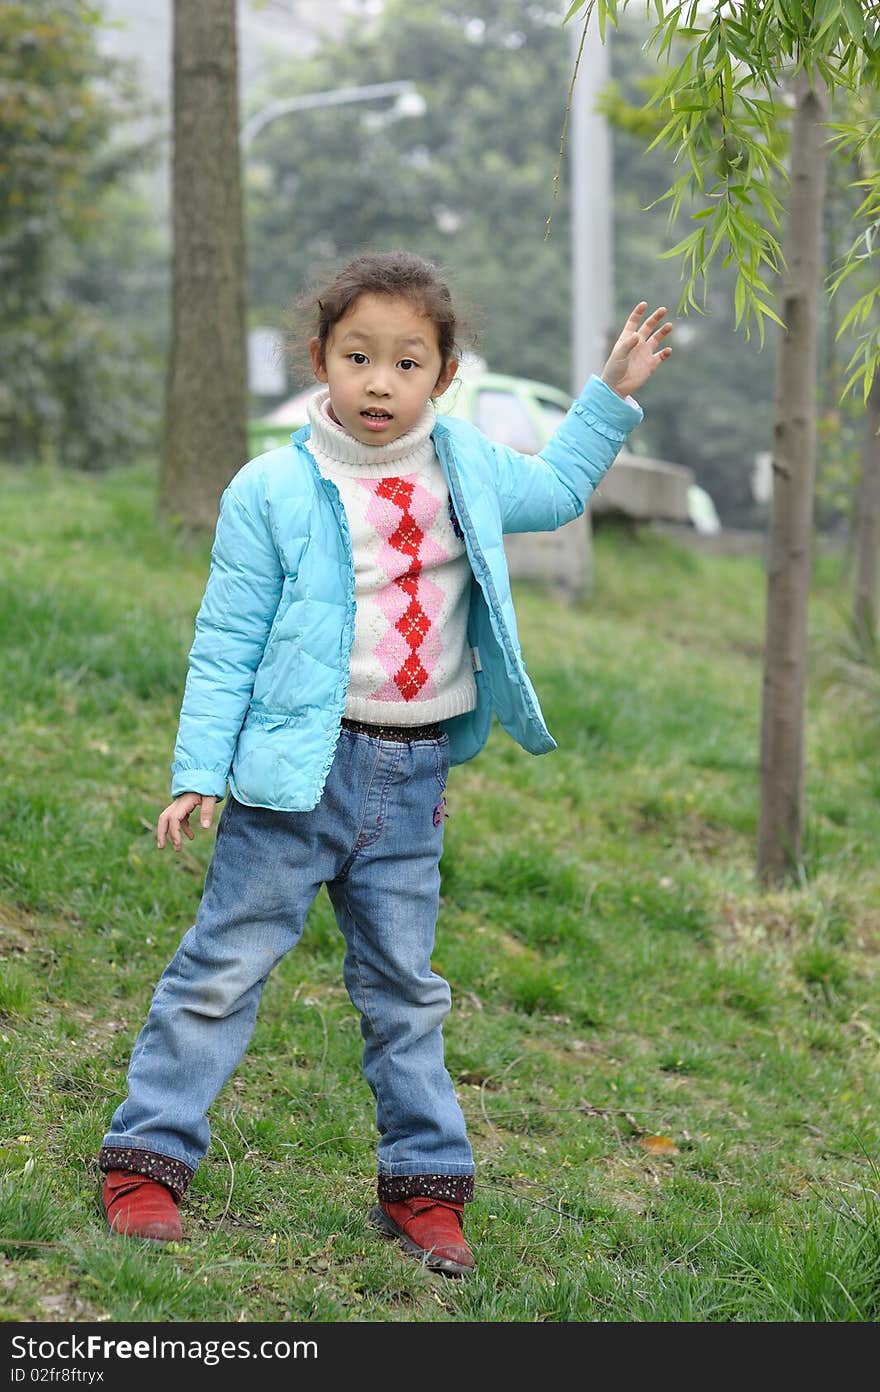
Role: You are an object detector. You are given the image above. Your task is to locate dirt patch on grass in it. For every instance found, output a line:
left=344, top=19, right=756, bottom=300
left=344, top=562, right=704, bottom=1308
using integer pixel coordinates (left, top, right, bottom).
left=0, top=901, right=48, bottom=955
left=715, top=889, right=880, bottom=954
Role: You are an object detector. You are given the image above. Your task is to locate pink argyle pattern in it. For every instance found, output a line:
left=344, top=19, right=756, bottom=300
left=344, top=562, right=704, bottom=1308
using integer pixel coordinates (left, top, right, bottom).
left=358, top=475, right=448, bottom=702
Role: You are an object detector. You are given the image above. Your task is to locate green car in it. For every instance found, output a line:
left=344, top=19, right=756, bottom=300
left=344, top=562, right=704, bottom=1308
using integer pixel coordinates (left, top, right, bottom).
left=248, top=363, right=573, bottom=458
left=434, top=366, right=573, bottom=452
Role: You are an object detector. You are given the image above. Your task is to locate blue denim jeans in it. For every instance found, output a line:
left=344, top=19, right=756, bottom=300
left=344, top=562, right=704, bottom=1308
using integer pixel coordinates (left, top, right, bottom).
left=99, top=727, right=475, bottom=1204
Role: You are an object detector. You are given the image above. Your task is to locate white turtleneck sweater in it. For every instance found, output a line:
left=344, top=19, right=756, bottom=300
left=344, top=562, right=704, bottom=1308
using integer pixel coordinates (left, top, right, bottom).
left=306, top=389, right=477, bottom=726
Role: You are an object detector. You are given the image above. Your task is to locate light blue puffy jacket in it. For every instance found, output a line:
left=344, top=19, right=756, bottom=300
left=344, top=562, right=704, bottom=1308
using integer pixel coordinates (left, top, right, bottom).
left=170, top=374, right=642, bottom=810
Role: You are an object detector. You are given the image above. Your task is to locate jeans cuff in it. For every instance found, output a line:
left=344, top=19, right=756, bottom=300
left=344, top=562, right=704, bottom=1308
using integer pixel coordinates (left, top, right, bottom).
left=377, top=1172, right=475, bottom=1204
left=99, top=1146, right=194, bottom=1203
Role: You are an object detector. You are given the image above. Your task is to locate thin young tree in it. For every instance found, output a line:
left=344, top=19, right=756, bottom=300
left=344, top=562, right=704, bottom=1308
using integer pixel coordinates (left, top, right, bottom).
left=828, top=106, right=880, bottom=643
left=159, top=0, right=248, bottom=530
left=756, top=67, right=828, bottom=884
left=853, top=374, right=880, bottom=643
left=565, top=0, right=879, bottom=885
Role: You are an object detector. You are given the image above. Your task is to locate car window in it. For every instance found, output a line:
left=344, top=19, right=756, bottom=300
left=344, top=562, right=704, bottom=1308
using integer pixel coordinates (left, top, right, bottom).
left=535, top=397, right=569, bottom=435
left=473, top=390, right=541, bottom=453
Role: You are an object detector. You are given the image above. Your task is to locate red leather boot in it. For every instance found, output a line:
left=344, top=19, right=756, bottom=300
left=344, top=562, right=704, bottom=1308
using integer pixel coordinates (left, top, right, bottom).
left=371, top=1196, right=475, bottom=1275
left=101, top=1169, right=183, bottom=1243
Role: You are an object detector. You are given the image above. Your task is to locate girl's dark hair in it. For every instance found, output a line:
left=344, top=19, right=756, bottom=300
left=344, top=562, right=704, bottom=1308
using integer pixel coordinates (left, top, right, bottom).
left=292, top=250, right=466, bottom=374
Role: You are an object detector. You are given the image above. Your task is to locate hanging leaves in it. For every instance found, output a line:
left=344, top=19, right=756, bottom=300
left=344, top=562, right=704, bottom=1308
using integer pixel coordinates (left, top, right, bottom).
left=562, top=0, right=880, bottom=396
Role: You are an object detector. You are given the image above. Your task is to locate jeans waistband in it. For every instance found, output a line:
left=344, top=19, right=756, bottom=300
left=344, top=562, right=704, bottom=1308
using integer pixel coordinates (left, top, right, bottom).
left=341, top=717, right=444, bottom=742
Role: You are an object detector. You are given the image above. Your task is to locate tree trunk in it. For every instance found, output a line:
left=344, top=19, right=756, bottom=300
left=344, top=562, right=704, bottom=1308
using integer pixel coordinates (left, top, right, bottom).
left=159, top=0, right=247, bottom=530
left=853, top=374, right=880, bottom=644
left=756, top=68, right=828, bottom=886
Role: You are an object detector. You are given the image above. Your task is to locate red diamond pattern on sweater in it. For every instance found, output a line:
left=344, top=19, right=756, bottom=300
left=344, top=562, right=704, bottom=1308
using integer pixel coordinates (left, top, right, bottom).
left=364, top=476, right=447, bottom=701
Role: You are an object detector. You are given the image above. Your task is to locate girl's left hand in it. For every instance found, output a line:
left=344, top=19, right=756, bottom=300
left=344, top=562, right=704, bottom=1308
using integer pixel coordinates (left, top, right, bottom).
left=601, top=303, right=673, bottom=400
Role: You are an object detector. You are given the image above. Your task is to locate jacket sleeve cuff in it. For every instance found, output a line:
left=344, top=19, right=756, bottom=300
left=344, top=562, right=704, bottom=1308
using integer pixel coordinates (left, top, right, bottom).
left=171, top=767, right=229, bottom=799
left=572, top=374, right=644, bottom=440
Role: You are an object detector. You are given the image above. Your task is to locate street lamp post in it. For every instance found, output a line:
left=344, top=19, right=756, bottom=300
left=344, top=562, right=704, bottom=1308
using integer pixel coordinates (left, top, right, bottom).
left=241, top=79, right=426, bottom=397
left=240, top=80, right=425, bottom=150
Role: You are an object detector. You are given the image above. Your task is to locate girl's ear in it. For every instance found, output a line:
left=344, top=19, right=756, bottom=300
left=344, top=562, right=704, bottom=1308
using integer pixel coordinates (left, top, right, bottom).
left=431, top=357, right=459, bottom=399
left=309, top=337, right=328, bottom=382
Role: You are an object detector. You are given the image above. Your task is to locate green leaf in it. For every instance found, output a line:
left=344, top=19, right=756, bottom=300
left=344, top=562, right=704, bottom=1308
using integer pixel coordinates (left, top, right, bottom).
left=563, top=0, right=588, bottom=24
left=841, top=0, right=866, bottom=44
left=733, top=273, right=746, bottom=326
left=657, top=228, right=704, bottom=261
left=750, top=300, right=786, bottom=329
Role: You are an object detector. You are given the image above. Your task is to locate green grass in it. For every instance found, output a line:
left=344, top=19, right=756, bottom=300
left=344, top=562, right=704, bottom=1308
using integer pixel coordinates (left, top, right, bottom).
left=1, top=461, right=879, bottom=1323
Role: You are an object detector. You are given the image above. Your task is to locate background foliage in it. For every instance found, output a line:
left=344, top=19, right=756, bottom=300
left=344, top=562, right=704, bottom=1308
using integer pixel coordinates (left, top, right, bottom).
left=1, top=0, right=873, bottom=523
left=0, top=0, right=166, bottom=470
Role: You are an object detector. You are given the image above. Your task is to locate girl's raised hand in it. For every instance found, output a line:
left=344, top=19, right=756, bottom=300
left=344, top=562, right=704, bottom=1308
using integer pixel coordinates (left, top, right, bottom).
left=157, top=792, right=217, bottom=851
left=600, top=303, right=673, bottom=400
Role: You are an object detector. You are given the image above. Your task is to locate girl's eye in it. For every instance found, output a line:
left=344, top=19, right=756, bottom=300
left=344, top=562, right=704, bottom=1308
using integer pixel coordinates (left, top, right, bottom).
left=398, top=359, right=418, bottom=371
left=349, top=353, right=369, bottom=365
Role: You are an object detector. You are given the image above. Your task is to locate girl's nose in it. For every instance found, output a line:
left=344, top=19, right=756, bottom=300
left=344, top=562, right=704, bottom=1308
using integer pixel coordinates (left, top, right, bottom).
left=366, top=369, right=392, bottom=396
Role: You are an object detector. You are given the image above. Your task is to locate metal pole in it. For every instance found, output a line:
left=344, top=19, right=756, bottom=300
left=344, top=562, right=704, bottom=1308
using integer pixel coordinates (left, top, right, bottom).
left=571, top=12, right=612, bottom=391
left=569, top=11, right=613, bottom=596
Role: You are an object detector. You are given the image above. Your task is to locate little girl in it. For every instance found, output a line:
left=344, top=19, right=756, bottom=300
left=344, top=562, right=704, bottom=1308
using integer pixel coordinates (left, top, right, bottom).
left=98, top=249, right=672, bottom=1274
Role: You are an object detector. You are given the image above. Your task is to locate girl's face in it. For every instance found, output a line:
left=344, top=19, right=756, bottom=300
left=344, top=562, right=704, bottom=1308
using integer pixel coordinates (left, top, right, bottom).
left=309, top=293, right=458, bottom=447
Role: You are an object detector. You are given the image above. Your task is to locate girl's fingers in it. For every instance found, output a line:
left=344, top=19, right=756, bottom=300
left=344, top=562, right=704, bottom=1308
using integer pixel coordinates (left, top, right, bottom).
left=157, top=795, right=214, bottom=850
left=618, top=302, right=645, bottom=332
left=649, top=321, right=673, bottom=342
left=161, top=811, right=187, bottom=851
left=623, top=304, right=668, bottom=340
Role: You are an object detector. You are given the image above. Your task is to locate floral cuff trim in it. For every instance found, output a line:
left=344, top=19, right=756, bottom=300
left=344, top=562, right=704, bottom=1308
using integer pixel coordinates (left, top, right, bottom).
left=377, top=1172, right=475, bottom=1204
left=98, top=1146, right=194, bottom=1203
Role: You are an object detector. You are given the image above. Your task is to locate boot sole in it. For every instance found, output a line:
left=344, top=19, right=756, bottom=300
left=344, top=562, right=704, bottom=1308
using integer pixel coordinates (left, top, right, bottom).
left=369, top=1204, right=474, bottom=1276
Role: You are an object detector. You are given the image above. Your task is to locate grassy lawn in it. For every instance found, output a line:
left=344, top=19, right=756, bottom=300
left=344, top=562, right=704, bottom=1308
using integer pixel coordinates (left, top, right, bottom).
left=1, top=460, right=879, bottom=1324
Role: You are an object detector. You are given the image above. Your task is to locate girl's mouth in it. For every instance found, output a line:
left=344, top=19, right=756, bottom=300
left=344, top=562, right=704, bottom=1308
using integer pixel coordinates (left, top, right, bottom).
left=361, top=409, right=393, bottom=430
